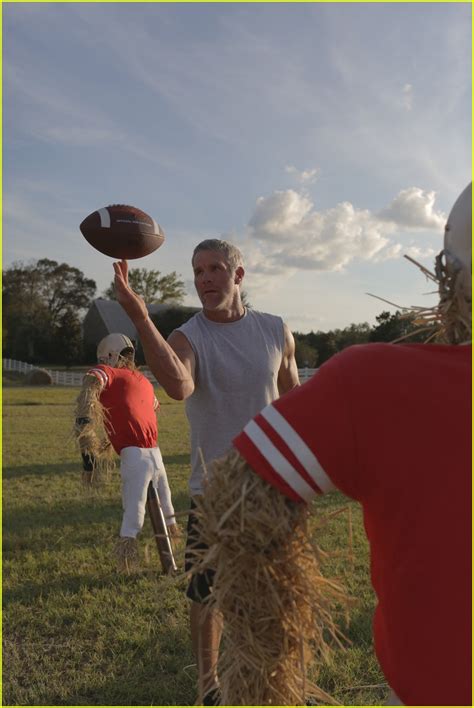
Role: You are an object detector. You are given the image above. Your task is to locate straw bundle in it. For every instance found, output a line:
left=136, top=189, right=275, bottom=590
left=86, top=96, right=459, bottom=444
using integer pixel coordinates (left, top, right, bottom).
left=74, top=375, right=115, bottom=486
left=192, top=449, right=348, bottom=706
left=367, top=252, right=471, bottom=346
left=115, top=536, right=139, bottom=574
left=434, top=251, right=471, bottom=344
left=396, top=253, right=471, bottom=345
left=25, top=368, right=53, bottom=385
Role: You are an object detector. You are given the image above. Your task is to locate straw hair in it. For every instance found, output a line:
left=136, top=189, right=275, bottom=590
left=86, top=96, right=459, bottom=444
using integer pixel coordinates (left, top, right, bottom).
left=74, top=375, right=115, bottom=486
left=367, top=251, right=472, bottom=346
left=116, top=355, right=138, bottom=371
left=191, top=449, right=348, bottom=706
left=434, top=250, right=471, bottom=344
left=403, top=251, right=471, bottom=344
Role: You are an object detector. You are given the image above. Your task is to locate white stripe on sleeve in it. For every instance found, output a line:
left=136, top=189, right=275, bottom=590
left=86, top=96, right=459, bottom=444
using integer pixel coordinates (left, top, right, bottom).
left=260, top=404, right=335, bottom=493
left=87, top=368, right=108, bottom=388
left=243, top=420, right=317, bottom=502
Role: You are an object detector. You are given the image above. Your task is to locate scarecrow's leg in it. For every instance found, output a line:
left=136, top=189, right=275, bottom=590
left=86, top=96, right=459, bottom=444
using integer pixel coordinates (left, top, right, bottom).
left=153, top=447, right=176, bottom=526
left=119, top=451, right=151, bottom=539
left=146, top=483, right=178, bottom=575
left=191, top=602, right=222, bottom=703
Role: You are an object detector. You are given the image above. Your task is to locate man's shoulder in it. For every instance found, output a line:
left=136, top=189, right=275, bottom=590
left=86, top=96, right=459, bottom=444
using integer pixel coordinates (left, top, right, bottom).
left=174, top=311, right=202, bottom=334
left=247, top=309, right=285, bottom=340
left=248, top=309, right=283, bottom=325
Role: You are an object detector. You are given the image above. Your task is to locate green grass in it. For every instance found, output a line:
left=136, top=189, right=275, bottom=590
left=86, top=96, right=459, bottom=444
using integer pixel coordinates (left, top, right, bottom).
left=3, top=385, right=386, bottom=706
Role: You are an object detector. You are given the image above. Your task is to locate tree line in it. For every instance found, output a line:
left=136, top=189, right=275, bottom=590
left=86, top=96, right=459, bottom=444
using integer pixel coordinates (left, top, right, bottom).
left=3, top=259, right=425, bottom=367
left=293, top=310, right=425, bottom=368
left=3, top=259, right=186, bottom=365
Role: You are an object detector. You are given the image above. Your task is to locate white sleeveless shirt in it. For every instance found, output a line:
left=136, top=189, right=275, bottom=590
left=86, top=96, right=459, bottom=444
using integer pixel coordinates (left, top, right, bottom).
left=176, top=308, right=285, bottom=494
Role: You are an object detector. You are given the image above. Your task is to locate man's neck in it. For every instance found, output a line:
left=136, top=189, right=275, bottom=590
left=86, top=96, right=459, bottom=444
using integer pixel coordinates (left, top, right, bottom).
left=203, top=304, right=246, bottom=323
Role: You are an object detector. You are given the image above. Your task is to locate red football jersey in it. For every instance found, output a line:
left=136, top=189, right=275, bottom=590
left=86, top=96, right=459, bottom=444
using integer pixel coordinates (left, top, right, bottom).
left=87, top=365, right=158, bottom=453
left=234, top=343, right=471, bottom=706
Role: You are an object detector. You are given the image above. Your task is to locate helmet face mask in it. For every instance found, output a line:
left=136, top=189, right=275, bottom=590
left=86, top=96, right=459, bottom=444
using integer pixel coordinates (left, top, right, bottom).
left=97, top=333, right=135, bottom=368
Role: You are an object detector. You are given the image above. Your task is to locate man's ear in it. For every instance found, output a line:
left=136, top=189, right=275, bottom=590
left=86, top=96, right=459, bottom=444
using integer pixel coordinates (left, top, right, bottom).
left=235, top=266, right=245, bottom=284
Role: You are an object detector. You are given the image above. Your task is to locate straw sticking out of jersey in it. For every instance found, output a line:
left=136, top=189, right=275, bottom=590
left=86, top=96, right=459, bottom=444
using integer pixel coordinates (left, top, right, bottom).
left=74, top=375, right=116, bottom=486
left=191, top=449, right=348, bottom=706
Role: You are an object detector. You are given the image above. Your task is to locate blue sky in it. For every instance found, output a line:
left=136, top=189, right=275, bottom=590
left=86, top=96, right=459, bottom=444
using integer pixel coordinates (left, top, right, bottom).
left=4, top=3, right=471, bottom=332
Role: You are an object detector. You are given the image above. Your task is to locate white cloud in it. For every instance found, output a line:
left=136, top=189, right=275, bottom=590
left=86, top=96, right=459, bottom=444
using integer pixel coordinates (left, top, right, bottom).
left=245, top=187, right=442, bottom=277
left=285, top=165, right=320, bottom=184
left=378, top=187, right=446, bottom=229
left=249, top=190, right=315, bottom=241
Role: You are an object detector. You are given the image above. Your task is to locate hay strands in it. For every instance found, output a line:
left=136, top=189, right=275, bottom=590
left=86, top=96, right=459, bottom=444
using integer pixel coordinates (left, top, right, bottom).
left=192, top=449, right=350, bottom=706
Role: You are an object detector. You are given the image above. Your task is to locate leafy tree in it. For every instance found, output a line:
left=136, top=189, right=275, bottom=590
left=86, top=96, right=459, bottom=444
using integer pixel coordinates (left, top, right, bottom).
left=291, top=312, right=427, bottom=372
left=150, top=307, right=199, bottom=340
left=293, top=335, right=318, bottom=368
left=369, top=310, right=425, bottom=343
left=305, top=330, right=339, bottom=366
left=55, top=311, right=83, bottom=366
left=3, top=259, right=96, bottom=363
left=5, top=302, right=53, bottom=362
left=104, top=268, right=186, bottom=304
left=4, top=259, right=96, bottom=322
left=335, top=322, right=371, bottom=350
left=295, top=322, right=369, bottom=366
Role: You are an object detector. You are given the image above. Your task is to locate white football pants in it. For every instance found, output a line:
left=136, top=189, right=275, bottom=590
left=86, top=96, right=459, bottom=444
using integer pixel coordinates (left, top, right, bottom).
left=119, top=446, right=175, bottom=539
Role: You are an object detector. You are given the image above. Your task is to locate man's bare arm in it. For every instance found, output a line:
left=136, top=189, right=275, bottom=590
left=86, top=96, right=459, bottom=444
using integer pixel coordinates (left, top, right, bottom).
left=113, top=260, right=194, bottom=400
left=167, top=329, right=196, bottom=382
left=277, top=322, right=300, bottom=395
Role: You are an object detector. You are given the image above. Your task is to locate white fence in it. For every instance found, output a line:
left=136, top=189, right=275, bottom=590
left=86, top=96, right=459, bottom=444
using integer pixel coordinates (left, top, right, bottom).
left=299, top=367, right=317, bottom=383
left=3, top=359, right=85, bottom=386
left=3, top=359, right=317, bottom=387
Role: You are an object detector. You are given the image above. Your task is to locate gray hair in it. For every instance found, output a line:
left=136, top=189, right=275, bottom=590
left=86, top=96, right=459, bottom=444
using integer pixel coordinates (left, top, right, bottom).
left=192, top=239, right=243, bottom=272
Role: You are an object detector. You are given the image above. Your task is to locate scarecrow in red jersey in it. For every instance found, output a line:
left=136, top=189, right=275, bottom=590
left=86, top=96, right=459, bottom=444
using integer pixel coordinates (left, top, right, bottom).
left=75, top=333, right=180, bottom=572
left=192, top=183, right=471, bottom=706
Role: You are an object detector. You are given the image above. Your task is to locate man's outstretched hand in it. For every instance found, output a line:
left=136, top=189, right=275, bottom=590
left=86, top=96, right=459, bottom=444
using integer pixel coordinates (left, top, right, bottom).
left=113, top=260, right=148, bottom=324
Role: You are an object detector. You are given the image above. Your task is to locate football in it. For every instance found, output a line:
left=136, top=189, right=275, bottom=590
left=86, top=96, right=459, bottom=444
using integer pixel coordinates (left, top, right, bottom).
left=80, top=204, right=165, bottom=259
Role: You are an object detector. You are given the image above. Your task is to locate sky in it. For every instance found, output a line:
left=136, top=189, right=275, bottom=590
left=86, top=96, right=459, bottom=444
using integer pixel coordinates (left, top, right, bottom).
left=3, top=2, right=471, bottom=332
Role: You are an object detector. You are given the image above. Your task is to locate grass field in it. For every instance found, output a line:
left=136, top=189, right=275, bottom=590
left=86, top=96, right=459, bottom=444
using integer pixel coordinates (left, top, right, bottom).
left=3, top=382, right=386, bottom=706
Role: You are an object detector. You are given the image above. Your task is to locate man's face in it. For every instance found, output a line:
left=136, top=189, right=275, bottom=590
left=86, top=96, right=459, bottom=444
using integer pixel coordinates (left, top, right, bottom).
left=192, top=250, right=243, bottom=310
